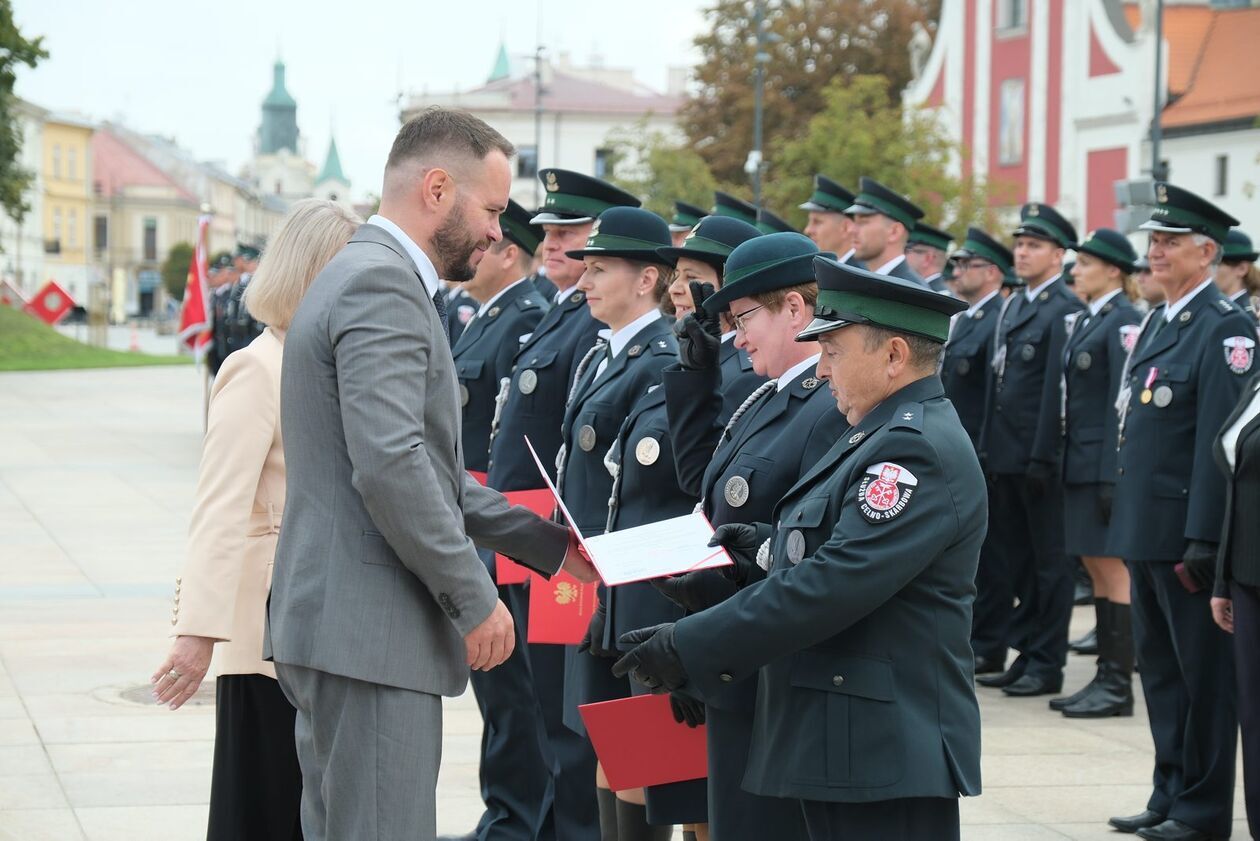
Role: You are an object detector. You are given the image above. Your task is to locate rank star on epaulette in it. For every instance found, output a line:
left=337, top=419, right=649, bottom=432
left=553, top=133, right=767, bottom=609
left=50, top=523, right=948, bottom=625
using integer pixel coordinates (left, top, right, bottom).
left=857, top=462, right=919, bottom=523
left=656, top=340, right=668, bottom=349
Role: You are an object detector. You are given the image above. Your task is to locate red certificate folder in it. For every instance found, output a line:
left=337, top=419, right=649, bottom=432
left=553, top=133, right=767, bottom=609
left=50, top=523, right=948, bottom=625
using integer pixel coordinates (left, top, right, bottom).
left=527, top=570, right=598, bottom=644
left=496, top=489, right=556, bottom=585
left=579, top=694, right=709, bottom=791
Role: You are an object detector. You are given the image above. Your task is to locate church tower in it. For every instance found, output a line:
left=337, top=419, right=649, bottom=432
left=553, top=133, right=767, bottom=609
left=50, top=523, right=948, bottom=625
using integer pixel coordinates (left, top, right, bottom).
left=246, top=58, right=314, bottom=206
left=314, top=135, right=351, bottom=209
left=259, top=60, right=299, bottom=154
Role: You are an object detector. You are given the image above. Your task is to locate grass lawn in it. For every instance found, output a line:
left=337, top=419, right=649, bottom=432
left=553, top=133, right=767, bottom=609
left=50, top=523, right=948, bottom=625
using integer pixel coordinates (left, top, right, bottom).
left=0, top=307, right=193, bottom=371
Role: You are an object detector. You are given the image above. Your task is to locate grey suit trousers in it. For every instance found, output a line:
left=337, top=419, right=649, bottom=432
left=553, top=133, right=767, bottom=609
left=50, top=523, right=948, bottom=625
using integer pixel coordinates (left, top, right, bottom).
left=276, top=663, right=442, bottom=841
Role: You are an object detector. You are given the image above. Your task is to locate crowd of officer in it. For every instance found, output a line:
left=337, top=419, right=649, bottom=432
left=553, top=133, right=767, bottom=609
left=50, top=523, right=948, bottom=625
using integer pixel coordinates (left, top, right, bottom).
left=206, top=243, right=267, bottom=377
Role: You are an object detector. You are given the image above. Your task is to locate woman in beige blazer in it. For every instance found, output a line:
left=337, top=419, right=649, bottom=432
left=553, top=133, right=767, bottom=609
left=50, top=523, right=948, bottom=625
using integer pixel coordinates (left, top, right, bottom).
left=151, top=199, right=360, bottom=841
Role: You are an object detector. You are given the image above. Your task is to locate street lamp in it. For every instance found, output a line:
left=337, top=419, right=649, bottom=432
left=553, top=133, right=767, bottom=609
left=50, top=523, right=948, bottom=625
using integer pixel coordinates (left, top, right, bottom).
left=1150, top=0, right=1169, bottom=182
left=748, top=0, right=771, bottom=206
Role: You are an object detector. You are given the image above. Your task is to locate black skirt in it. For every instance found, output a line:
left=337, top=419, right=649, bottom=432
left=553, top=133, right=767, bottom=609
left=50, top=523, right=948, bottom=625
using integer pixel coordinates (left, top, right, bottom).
left=1064, top=482, right=1112, bottom=557
left=207, top=673, right=303, bottom=841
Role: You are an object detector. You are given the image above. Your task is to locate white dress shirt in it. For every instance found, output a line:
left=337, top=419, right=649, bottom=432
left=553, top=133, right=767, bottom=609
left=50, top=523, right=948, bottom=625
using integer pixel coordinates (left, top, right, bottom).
left=776, top=353, right=821, bottom=392
left=1024, top=274, right=1060, bottom=303
left=874, top=254, right=907, bottom=275
left=367, top=214, right=441, bottom=300
left=1164, top=276, right=1217, bottom=322
left=595, top=309, right=662, bottom=379
left=476, top=278, right=530, bottom=317
left=1223, top=380, right=1260, bottom=471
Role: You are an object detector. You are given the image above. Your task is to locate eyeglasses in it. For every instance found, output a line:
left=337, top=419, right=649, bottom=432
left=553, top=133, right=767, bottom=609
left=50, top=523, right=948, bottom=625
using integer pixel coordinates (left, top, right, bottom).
left=731, top=304, right=766, bottom=333
left=959, top=258, right=995, bottom=272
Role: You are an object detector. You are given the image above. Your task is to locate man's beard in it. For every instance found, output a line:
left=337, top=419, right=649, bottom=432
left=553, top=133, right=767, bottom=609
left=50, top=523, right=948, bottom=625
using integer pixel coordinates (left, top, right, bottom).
left=433, top=197, right=483, bottom=282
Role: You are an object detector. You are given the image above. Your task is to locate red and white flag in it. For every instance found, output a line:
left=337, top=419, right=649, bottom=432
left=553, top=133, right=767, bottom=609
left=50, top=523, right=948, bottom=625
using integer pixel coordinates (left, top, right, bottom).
left=177, top=215, right=212, bottom=360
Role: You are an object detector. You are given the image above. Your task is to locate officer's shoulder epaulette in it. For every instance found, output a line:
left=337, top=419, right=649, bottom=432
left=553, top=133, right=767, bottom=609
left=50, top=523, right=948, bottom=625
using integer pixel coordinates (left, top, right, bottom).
left=887, top=402, right=926, bottom=434
left=647, top=337, right=675, bottom=355
left=515, top=294, right=542, bottom=312
left=1215, top=298, right=1238, bottom=316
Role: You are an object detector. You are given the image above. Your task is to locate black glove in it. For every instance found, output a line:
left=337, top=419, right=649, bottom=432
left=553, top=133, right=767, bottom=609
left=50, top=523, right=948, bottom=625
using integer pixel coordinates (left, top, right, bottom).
left=1026, top=460, right=1055, bottom=497
left=669, top=693, right=706, bottom=728
left=673, top=282, right=722, bottom=371
left=652, top=569, right=738, bottom=613
left=1097, top=483, right=1115, bottom=525
left=709, top=522, right=770, bottom=587
left=576, top=599, right=618, bottom=659
left=1181, top=540, right=1219, bottom=591
left=612, top=623, right=688, bottom=692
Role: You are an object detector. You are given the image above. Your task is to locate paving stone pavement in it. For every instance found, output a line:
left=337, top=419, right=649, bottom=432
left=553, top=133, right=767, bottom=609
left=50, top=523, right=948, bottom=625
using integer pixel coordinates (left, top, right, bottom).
left=0, top=367, right=1248, bottom=840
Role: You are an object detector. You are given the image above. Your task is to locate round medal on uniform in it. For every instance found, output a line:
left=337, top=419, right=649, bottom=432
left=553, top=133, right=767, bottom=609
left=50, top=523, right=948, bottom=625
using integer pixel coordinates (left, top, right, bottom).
left=627, top=345, right=642, bottom=358
left=1075, top=352, right=1092, bottom=371
left=1020, top=344, right=1036, bottom=361
left=724, top=475, right=750, bottom=508
left=635, top=436, right=660, bottom=466
left=801, top=377, right=819, bottom=389
left=786, top=530, right=806, bottom=565
left=1153, top=385, right=1173, bottom=408
left=1179, top=311, right=1191, bottom=323
left=518, top=370, right=538, bottom=394
left=459, top=384, right=470, bottom=406
left=488, top=306, right=501, bottom=318
left=578, top=425, right=597, bottom=452
left=1140, top=388, right=1153, bottom=404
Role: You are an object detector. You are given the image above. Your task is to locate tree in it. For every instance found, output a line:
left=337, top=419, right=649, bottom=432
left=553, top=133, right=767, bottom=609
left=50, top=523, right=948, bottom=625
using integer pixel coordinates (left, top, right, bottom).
left=161, top=242, right=194, bottom=303
left=0, top=1, right=46, bottom=227
left=764, top=75, right=1008, bottom=234
left=605, top=119, right=718, bottom=218
left=682, top=0, right=940, bottom=187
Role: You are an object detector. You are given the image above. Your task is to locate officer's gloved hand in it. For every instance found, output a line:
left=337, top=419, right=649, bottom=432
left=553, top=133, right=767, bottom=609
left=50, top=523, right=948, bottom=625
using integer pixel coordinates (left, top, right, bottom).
left=1181, top=541, right=1219, bottom=591
left=669, top=693, right=706, bottom=728
left=652, top=569, right=738, bottom=613
left=577, top=599, right=618, bottom=659
left=709, top=522, right=772, bottom=587
left=674, top=282, right=722, bottom=371
left=1026, top=460, right=1055, bottom=496
left=1098, top=483, right=1115, bottom=524
left=612, top=624, right=688, bottom=692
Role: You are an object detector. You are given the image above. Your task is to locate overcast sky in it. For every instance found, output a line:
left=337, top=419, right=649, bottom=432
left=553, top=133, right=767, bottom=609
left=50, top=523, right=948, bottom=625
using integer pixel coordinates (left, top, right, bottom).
left=15, top=0, right=711, bottom=201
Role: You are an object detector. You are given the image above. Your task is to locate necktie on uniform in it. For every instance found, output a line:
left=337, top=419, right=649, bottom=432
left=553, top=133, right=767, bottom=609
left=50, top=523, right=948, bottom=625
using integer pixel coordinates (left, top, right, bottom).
left=432, top=290, right=450, bottom=342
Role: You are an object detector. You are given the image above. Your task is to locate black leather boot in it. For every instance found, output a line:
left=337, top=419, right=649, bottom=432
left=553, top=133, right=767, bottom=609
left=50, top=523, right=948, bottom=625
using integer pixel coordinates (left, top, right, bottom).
left=1063, top=601, right=1133, bottom=718
left=1051, top=598, right=1110, bottom=710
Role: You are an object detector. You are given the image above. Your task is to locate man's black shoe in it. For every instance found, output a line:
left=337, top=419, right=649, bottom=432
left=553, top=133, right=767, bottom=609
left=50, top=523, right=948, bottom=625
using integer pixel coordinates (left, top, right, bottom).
left=976, top=664, right=1025, bottom=688
left=436, top=834, right=477, bottom=841
left=1135, top=819, right=1222, bottom=841
left=1108, top=811, right=1166, bottom=833
left=974, top=655, right=1005, bottom=674
left=1069, top=626, right=1098, bottom=654
left=1001, top=674, right=1063, bottom=697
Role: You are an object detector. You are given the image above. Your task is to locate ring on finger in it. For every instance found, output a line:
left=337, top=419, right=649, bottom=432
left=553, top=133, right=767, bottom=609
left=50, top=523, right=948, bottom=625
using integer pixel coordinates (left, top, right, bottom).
left=168, top=669, right=181, bottom=679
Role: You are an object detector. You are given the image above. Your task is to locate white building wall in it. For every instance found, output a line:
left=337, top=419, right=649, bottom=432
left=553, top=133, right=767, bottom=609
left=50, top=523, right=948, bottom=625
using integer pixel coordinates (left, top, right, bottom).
left=1160, top=129, right=1260, bottom=234
left=0, top=105, right=46, bottom=295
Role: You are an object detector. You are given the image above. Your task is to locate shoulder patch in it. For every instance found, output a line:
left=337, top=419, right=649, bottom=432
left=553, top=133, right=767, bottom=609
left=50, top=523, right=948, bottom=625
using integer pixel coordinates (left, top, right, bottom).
left=1224, top=336, right=1256, bottom=374
left=1119, top=324, right=1141, bottom=354
left=857, top=462, right=919, bottom=523
left=887, top=403, right=925, bottom=433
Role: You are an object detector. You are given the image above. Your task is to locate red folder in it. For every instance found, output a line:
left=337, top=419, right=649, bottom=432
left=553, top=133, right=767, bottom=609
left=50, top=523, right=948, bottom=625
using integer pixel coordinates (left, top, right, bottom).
left=527, top=570, right=598, bottom=644
left=467, top=471, right=488, bottom=486
left=579, top=694, right=709, bottom=791
left=496, top=488, right=556, bottom=585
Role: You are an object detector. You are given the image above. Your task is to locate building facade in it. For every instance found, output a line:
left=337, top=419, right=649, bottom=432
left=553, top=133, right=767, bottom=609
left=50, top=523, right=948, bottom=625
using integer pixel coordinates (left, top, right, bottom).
left=0, top=98, right=47, bottom=297
left=244, top=60, right=315, bottom=205
left=42, top=113, right=95, bottom=302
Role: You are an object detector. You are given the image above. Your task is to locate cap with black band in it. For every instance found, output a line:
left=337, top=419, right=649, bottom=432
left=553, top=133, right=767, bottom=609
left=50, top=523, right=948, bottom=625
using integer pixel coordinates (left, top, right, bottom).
left=531, top=168, right=640, bottom=226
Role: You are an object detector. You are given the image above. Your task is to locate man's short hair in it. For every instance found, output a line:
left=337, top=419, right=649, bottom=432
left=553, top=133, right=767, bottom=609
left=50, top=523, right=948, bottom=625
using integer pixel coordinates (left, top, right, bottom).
left=861, top=324, right=944, bottom=370
left=386, top=107, right=515, bottom=172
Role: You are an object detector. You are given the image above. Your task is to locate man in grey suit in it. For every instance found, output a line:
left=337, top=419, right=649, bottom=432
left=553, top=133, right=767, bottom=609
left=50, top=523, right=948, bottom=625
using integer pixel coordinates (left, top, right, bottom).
left=267, top=108, right=596, bottom=841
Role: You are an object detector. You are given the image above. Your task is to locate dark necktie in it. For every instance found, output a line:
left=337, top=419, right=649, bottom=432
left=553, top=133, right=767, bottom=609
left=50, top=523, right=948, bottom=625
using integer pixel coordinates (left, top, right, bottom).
left=432, top=290, right=450, bottom=342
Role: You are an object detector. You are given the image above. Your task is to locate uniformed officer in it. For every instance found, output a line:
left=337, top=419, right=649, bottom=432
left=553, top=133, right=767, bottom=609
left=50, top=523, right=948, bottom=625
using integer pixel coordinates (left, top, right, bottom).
left=659, top=215, right=767, bottom=426
left=613, top=258, right=981, bottom=841
left=906, top=222, right=954, bottom=293
left=224, top=243, right=265, bottom=358
left=1049, top=229, right=1140, bottom=719
left=657, top=233, right=848, bottom=841
left=799, top=174, right=864, bottom=267
left=206, top=254, right=238, bottom=377
left=669, top=200, right=708, bottom=247
left=976, top=201, right=1085, bottom=697
left=1107, top=184, right=1247, bottom=841
left=845, top=177, right=928, bottom=285
left=711, top=191, right=758, bottom=227
left=1217, top=228, right=1259, bottom=322
left=447, top=199, right=552, bottom=841
left=445, top=279, right=480, bottom=347
left=484, top=168, right=640, bottom=841
left=558, top=206, right=679, bottom=841
left=940, top=228, right=1013, bottom=674
left=756, top=207, right=798, bottom=235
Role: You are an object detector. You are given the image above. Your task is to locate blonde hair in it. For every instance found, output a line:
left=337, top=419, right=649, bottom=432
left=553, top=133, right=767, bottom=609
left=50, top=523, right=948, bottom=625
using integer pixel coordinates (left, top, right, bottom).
left=244, top=199, right=362, bottom=328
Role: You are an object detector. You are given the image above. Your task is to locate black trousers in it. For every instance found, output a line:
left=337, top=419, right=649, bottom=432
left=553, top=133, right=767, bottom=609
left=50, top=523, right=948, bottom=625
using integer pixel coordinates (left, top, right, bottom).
left=799, top=796, right=959, bottom=841
left=970, top=499, right=1011, bottom=663
left=207, top=673, right=303, bottom=841
left=1129, top=561, right=1236, bottom=837
left=988, top=472, right=1073, bottom=679
left=468, top=581, right=554, bottom=841
left=505, top=583, right=599, bottom=841
left=706, top=705, right=809, bottom=841
left=1232, top=581, right=1260, bottom=840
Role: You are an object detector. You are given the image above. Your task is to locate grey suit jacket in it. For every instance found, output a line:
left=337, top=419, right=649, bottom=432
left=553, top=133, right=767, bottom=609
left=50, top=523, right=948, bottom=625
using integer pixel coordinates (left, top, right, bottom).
left=266, top=223, right=568, bottom=697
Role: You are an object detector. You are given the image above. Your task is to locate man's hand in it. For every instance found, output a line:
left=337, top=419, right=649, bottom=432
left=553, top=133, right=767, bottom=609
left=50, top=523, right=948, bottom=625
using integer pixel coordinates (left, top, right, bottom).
left=1211, top=597, right=1235, bottom=634
left=1180, top=541, right=1218, bottom=592
left=561, top=532, right=600, bottom=583
left=577, top=599, right=617, bottom=658
left=670, top=693, right=706, bottom=728
left=709, top=522, right=770, bottom=587
left=674, top=282, right=722, bottom=371
left=612, top=623, right=689, bottom=692
left=465, top=600, right=515, bottom=671
left=652, top=569, right=737, bottom=613
left=151, top=635, right=215, bottom=710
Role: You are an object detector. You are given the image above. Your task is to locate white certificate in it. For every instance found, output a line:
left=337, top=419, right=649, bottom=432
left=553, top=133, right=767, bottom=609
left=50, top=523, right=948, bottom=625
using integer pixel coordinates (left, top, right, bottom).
left=525, top=436, right=733, bottom=586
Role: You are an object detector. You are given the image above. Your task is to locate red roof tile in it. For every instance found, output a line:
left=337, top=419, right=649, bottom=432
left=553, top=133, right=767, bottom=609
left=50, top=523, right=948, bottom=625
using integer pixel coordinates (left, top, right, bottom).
left=91, top=127, right=197, bottom=202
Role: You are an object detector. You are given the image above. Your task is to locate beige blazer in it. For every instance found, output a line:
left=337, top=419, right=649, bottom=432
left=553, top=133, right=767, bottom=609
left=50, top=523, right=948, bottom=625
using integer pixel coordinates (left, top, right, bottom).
left=172, top=327, right=285, bottom=678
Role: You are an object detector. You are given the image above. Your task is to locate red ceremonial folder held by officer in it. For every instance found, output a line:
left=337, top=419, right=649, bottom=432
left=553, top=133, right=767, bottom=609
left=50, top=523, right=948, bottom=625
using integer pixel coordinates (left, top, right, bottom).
left=465, top=471, right=547, bottom=585
left=579, top=694, right=709, bottom=790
